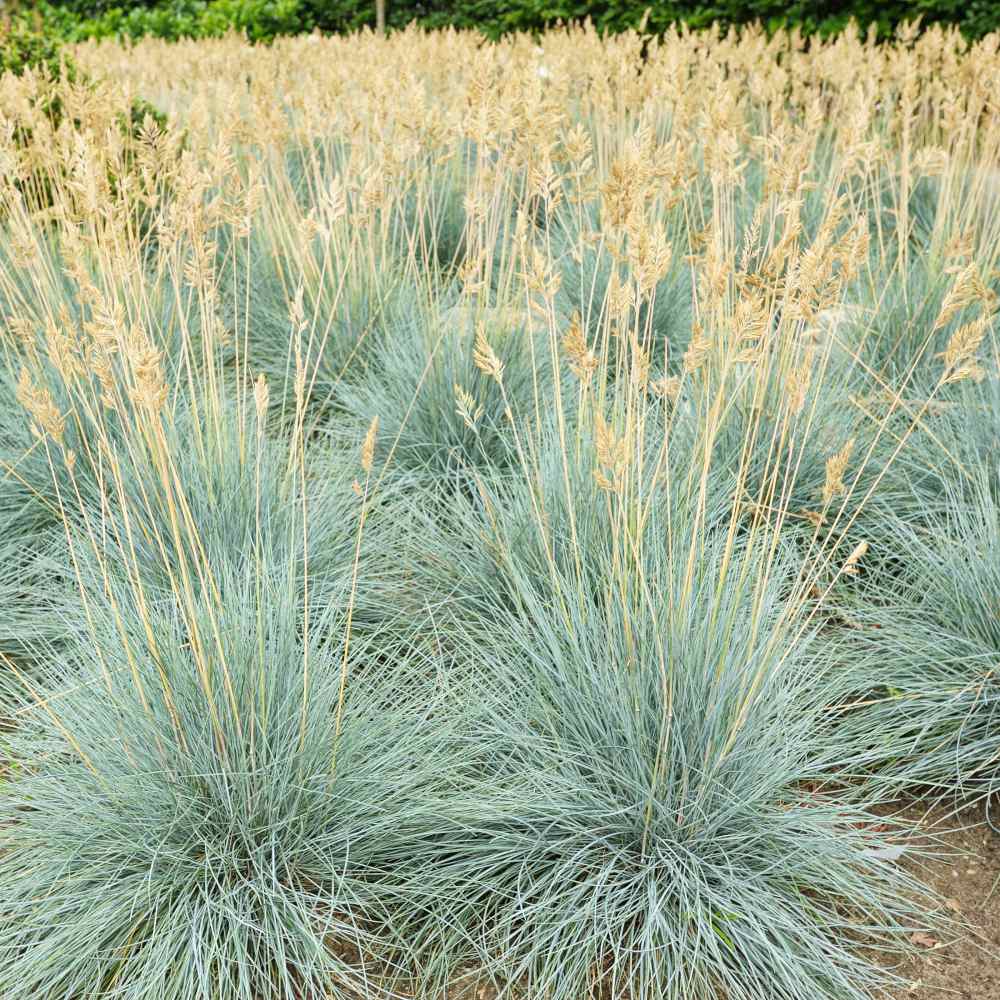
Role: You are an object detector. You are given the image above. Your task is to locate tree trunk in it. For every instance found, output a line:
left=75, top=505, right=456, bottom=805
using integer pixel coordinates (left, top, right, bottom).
left=375, top=0, right=386, bottom=36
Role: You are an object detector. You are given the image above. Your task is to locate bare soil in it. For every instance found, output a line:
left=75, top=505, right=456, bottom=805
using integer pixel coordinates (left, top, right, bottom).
left=891, top=803, right=1000, bottom=1000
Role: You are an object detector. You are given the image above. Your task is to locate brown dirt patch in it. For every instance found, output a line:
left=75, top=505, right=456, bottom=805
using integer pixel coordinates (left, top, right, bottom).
left=891, top=803, right=1000, bottom=1000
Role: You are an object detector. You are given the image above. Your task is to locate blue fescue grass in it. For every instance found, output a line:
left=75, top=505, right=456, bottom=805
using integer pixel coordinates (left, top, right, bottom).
left=217, top=225, right=427, bottom=429
left=333, top=297, right=559, bottom=488
left=0, top=353, right=487, bottom=997
left=0, top=564, right=480, bottom=1000
left=412, top=428, right=940, bottom=1000
left=284, top=138, right=472, bottom=276
left=879, top=372, right=1000, bottom=519
left=832, top=470, right=1000, bottom=811
left=547, top=197, right=695, bottom=381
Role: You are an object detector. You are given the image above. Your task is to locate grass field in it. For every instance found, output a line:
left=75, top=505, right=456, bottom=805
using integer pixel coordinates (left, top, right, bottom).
left=1, top=20, right=999, bottom=1000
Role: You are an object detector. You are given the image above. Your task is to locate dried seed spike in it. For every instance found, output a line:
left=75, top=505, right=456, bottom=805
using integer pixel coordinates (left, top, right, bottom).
left=842, top=540, right=869, bottom=576
left=361, top=416, right=378, bottom=474
left=593, top=411, right=626, bottom=479
left=800, top=510, right=826, bottom=529
left=454, top=382, right=484, bottom=430
left=16, top=367, right=65, bottom=444
left=253, top=374, right=269, bottom=425
left=45, top=317, right=82, bottom=381
left=944, top=231, right=976, bottom=262
left=473, top=325, right=504, bottom=384
left=650, top=375, right=681, bottom=402
left=683, top=324, right=711, bottom=373
left=594, top=468, right=617, bottom=492
left=933, top=263, right=979, bottom=332
left=290, top=284, right=306, bottom=334
left=937, top=315, right=989, bottom=385
left=629, top=333, right=650, bottom=390
left=822, top=438, right=855, bottom=506
left=562, top=312, right=598, bottom=382
left=292, top=333, right=307, bottom=409
left=126, top=326, right=167, bottom=413
left=593, top=411, right=614, bottom=469
left=785, top=356, right=813, bottom=415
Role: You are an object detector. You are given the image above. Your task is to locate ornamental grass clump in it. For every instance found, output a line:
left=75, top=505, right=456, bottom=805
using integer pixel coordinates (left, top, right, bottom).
left=0, top=295, right=475, bottom=999
left=333, top=299, right=551, bottom=487
left=834, top=472, right=1000, bottom=811
left=427, top=420, right=937, bottom=1000
left=216, top=223, right=423, bottom=430
left=871, top=369, right=1000, bottom=532
left=0, top=564, right=473, bottom=1000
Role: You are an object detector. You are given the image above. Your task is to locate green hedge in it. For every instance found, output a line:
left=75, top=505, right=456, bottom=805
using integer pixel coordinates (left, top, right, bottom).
left=22, top=0, right=1000, bottom=44
left=25, top=1, right=305, bottom=45
left=383, top=1, right=1000, bottom=39
left=0, top=15, right=76, bottom=77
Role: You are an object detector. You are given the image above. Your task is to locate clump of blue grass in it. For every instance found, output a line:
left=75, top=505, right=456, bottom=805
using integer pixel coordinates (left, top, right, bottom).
left=217, top=225, right=424, bottom=429
left=0, top=549, right=477, bottom=1000
left=831, top=469, right=1000, bottom=813
left=878, top=371, right=1000, bottom=521
left=842, top=252, right=998, bottom=398
left=78, top=399, right=353, bottom=601
left=334, top=296, right=557, bottom=489
left=0, top=243, right=235, bottom=567
left=0, top=351, right=262, bottom=580
left=682, top=361, right=876, bottom=540
left=548, top=198, right=694, bottom=381
left=818, top=347, right=1000, bottom=610
left=0, top=350, right=420, bottom=726
left=644, top=335, right=917, bottom=621
left=0, top=369, right=81, bottom=671
left=51, top=377, right=425, bottom=658
left=284, top=138, right=470, bottom=276
left=418, top=425, right=938, bottom=1000
left=387, top=161, right=470, bottom=275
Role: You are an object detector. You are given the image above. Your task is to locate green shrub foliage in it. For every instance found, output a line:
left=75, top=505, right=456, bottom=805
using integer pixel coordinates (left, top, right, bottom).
left=29, top=0, right=1000, bottom=43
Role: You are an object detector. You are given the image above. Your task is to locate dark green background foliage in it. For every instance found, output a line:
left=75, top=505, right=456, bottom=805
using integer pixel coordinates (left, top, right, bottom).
left=18, top=0, right=1000, bottom=44
left=0, top=13, right=77, bottom=76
